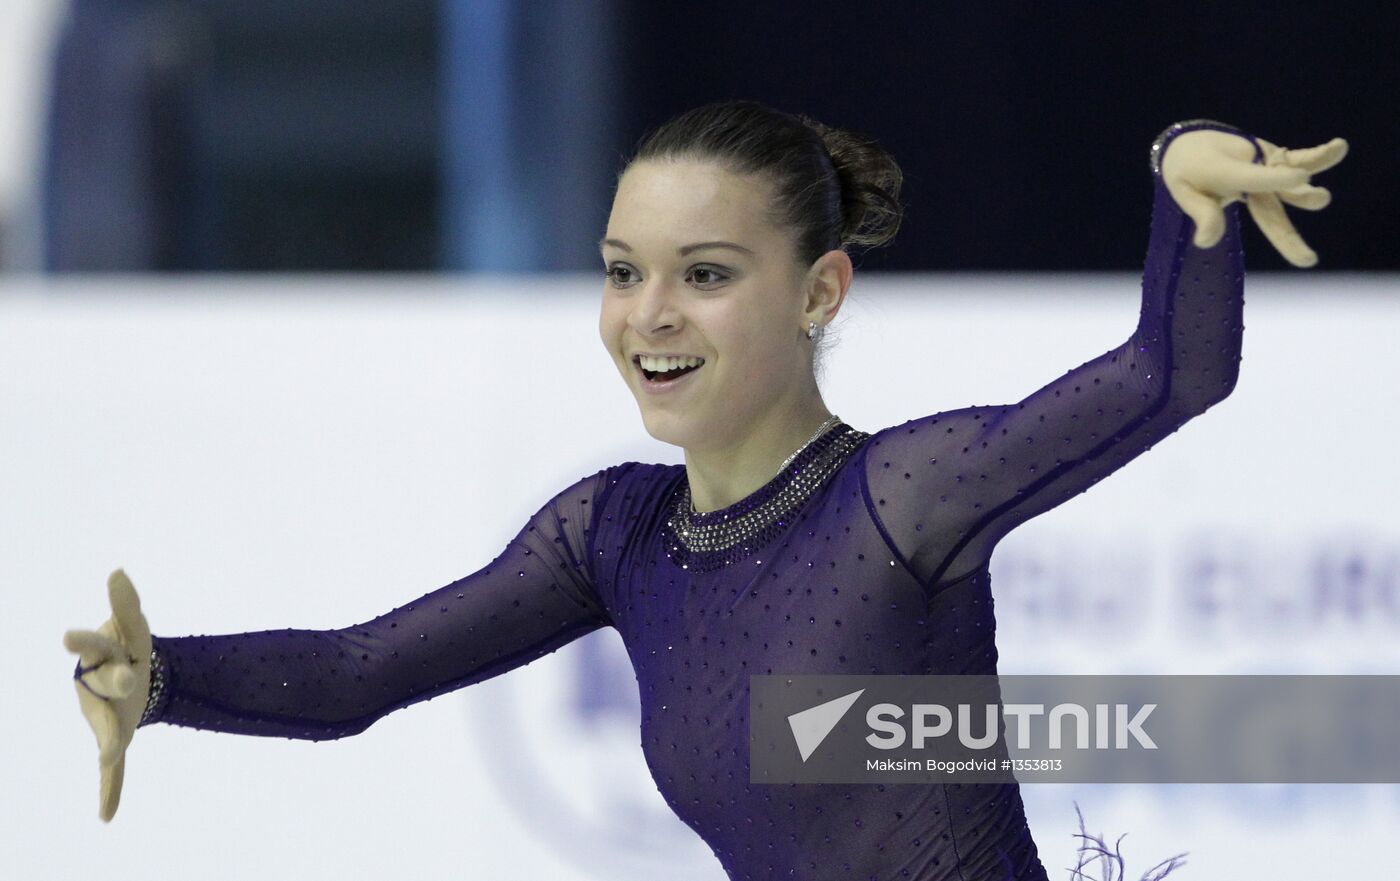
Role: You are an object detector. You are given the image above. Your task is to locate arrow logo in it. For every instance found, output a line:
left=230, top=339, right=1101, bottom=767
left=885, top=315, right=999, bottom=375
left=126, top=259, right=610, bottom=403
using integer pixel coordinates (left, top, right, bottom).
left=787, top=689, right=865, bottom=762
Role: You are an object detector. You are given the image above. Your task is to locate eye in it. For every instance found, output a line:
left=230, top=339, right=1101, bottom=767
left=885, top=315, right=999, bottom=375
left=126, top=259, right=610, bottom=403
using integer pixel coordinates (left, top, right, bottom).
left=604, top=265, right=638, bottom=288
left=606, top=263, right=730, bottom=289
left=688, top=265, right=730, bottom=287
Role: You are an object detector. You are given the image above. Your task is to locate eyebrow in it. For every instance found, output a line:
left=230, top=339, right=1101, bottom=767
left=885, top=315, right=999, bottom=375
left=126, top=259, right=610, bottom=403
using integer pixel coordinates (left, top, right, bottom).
left=599, top=238, right=756, bottom=257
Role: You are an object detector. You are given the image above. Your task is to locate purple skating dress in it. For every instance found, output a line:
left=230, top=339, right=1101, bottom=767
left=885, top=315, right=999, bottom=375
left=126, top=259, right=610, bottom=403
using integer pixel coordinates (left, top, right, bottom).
left=130, top=121, right=1255, bottom=880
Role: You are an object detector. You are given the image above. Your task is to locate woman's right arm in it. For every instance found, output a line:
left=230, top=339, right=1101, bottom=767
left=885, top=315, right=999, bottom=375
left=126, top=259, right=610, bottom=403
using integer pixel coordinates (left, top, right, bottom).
left=140, top=466, right=617, bottom=741
left=859, top=123, right=1344, bottom=592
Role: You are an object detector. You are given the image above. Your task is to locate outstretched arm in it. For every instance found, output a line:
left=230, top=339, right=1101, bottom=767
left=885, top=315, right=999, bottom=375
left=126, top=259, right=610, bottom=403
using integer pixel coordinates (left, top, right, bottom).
left=861, top=120, right=1347, bottom=591
left=138, top=468, right=618, bottom=740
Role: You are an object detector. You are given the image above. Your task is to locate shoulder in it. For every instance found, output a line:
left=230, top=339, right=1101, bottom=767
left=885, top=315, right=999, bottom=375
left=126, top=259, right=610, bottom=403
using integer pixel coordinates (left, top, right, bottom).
left=579, top=460, right=684, bottom=548
left=597, top=459, right=682, bottom=491
left=862, top=407, right=998, bottom=461
left=567, top=460, right=683, bottom=515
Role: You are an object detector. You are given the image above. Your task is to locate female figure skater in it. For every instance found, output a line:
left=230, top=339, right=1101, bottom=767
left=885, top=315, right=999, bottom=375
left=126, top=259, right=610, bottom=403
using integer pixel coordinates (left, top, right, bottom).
left=65, top=101, right=1346, bottom=880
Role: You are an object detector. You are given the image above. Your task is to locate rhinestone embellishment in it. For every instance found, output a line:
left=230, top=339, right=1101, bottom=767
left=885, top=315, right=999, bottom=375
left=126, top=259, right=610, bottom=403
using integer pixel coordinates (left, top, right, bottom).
left=139, top=645, right=169, bottom=726
left=661, top=422, right=871, bottom=572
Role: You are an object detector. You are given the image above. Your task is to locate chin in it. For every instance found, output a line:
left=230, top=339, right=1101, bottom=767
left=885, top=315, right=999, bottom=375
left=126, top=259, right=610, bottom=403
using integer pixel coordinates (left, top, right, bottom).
left=637, top=405, right=700, bottom=449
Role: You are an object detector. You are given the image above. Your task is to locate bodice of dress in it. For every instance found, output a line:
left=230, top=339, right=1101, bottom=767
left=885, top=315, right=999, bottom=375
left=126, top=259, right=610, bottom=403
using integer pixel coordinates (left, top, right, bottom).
left=136, top=121, right=1252, bottom=881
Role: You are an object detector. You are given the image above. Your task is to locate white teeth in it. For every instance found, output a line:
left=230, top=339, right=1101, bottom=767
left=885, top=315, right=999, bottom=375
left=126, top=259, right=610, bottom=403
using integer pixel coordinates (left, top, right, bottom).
left=638, top=354, right=704, bottom=372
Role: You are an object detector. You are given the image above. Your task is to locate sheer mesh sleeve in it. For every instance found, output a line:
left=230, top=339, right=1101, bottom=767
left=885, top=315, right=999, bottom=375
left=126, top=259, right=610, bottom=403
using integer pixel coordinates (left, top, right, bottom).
left=137, top=468, right=615, bottom=740
left=863, top=122, right=1260, bottom=590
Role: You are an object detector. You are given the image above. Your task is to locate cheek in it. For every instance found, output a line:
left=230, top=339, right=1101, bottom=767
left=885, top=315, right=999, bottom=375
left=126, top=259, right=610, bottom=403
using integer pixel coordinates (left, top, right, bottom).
left=598, top=301, right=623, bottom=358
left=715, top=314, right=793, bottom=384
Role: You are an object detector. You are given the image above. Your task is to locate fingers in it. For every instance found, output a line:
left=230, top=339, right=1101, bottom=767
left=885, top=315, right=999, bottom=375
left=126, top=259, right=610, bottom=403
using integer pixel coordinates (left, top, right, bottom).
left=1277, top=183, right=1331, bottom=211
left=1263, top=139, right=1340, bottom=211
left=99, top=752, right=125, bottom=822
left=1167, top=179, right=1228, bottom=249
left=107, top=569, right=150, bottom=653
left=1261, top=137, right=1349, bottom=175
left=1247, top=191, right=1318, bottom=268
left=64, top=629, right=122, bottom=666
left=1249, top=134, right=1343, bottom=267
left=80, top=657, right=136, bottom=700
left=68, top=623, right=136, bottom=701
left=1197, top=160, right=1311, bottom=196
left=1171, top=130, right=1341, bottom=267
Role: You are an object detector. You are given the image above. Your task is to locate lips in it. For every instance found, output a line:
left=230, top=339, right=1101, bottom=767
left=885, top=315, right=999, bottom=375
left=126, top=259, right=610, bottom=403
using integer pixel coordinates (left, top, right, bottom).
left=632, top=355, right=705, bottom=394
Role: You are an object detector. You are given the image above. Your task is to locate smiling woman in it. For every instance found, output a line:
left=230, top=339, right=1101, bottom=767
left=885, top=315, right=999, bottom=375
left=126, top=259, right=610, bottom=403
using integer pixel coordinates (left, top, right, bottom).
left=65, top=100, right=1347, bottom=881
left=595, top=103, right=904, bottom=515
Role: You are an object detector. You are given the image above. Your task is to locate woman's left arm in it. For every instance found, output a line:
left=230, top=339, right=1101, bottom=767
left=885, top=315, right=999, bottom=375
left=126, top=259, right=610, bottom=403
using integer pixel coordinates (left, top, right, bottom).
left=861, top=120, right=1347, bottom=591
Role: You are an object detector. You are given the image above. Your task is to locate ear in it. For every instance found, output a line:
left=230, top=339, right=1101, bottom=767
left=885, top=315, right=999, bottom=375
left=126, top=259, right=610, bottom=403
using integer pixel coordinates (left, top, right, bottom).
left=802, top=248, right=853, bottom=328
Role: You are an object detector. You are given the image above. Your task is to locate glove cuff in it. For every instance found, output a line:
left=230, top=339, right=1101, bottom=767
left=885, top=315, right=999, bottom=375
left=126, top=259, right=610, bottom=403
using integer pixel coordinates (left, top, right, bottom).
left=138, top=645, right=170, bottom=727
left=1150, top=119, right=1264, bottom=176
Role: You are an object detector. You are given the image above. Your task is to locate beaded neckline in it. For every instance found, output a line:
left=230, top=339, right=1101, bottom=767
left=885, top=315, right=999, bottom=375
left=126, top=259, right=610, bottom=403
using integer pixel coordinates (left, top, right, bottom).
left=660, top=421, right=872, bottom=573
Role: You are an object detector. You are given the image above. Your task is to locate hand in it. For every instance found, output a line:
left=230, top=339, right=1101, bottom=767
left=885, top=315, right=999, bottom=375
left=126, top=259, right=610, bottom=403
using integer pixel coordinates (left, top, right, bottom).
left=1160, top=128, right=1348, bottom=267
left=63, top=569, right=153, bottom=822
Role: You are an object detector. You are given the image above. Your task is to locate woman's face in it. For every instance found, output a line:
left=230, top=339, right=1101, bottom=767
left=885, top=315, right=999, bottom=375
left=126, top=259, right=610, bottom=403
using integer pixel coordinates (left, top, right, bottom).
left=598, top=158, right=815, bottom=452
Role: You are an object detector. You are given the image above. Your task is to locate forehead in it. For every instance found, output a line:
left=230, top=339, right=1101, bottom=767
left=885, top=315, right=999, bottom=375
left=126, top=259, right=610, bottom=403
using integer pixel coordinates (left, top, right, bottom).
left=607, top=159, right=782, bottom=247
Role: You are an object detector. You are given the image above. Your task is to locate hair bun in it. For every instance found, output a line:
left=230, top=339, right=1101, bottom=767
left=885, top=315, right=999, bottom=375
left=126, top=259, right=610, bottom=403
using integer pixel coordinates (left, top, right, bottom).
left=801, top=116, right=905, bottom=249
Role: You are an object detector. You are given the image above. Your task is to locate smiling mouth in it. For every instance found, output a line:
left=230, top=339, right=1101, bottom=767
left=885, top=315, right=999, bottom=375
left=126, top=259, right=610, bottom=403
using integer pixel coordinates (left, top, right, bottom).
left=634, top=355, right=705, bottom=382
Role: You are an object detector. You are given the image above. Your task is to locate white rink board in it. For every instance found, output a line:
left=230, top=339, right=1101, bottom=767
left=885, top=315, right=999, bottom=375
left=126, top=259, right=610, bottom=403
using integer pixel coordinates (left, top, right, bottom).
left=5, top=272, right=1399, bottom=881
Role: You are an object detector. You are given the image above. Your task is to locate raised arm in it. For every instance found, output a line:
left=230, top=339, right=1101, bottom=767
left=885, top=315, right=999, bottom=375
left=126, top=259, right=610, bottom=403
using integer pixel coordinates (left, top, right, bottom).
left=861, top=120, right=1346, bottom=591
left=138, top=468, right=617, bottom=740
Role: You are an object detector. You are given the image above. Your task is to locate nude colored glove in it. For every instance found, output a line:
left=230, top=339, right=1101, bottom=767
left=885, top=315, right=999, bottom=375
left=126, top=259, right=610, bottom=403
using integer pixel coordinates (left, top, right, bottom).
left=1160, top=127, right=1348, bottom=267
left=63, top=569, right=152, bottom=822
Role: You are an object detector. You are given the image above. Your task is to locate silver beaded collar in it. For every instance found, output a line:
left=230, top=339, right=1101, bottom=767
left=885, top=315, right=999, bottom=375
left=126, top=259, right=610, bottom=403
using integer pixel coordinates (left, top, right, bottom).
left=661, top=420, right=872, bottom=573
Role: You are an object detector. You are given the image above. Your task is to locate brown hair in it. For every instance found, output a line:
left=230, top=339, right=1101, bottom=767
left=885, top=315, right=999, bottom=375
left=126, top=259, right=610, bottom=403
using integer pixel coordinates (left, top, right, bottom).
left=623, top=99, right=904, bottom=268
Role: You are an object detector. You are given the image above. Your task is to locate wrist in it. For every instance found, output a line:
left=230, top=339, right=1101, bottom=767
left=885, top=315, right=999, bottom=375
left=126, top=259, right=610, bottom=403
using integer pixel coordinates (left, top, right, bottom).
left=137, top=645, right=169, bottom=727
left=1150, top=119, right=1263, bottom=176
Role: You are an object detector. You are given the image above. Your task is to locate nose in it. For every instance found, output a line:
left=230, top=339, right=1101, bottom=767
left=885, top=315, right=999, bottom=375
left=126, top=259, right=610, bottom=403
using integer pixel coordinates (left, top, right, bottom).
left=626, top=278, right=682, bottom=338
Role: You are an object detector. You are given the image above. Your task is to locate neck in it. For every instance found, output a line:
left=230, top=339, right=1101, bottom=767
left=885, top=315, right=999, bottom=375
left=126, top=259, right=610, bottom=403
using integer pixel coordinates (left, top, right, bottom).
left=684, top=393, right=835, bottom=513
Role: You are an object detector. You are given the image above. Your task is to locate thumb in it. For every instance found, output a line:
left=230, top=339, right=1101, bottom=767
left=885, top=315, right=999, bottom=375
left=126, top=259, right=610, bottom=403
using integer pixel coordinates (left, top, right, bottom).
left=99, top=752, right=125, bottom=822
left=1168, top=179, right=1227, bottom=248
left=86, top=694, right=123, bottom=767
